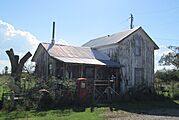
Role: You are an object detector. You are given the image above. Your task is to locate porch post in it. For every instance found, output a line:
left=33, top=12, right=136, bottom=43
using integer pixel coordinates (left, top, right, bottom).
left=63, top=63, right=67, bottom=79
left=80, top=64, right=84, bottom=77
left=94, top=66, right=97, bottom=80
left=115, top=68, right=119, bottom=93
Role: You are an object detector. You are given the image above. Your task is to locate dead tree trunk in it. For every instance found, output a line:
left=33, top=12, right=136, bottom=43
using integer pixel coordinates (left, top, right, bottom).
left=6, top=48, right=32, bottom=93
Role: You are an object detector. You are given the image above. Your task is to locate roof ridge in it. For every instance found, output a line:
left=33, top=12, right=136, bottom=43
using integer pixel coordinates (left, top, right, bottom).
left=42, top=42, right=92, bottom=49
left=82, top=26, right=141, bottom=47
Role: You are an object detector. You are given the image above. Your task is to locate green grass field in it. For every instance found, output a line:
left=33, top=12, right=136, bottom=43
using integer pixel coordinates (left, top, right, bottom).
left=1, top=75, right=179, bottom=119
left=1, top=100, right=179, bottom=120
left=0, top=108, right=104, bottom=120
left=0, top=75, right=10, bottom=100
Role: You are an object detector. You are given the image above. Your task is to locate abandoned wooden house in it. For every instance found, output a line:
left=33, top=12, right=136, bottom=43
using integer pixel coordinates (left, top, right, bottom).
left=32, top=24, right=159, bottom=98
left=82, top=26, right=159, bottom=93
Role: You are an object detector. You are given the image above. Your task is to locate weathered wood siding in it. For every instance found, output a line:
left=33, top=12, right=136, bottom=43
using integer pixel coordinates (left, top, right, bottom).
left=95, top=29, right=155, bottom=93
left=35, top=47, right=50, bottom=81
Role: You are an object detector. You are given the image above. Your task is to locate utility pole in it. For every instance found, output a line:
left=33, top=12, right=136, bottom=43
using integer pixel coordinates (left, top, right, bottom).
left=130, top=14, right=134, bottom=29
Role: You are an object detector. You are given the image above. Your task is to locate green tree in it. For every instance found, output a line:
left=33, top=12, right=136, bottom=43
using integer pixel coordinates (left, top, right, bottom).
left=159, top=46, right=179, bottom=69
left=155, top=69, right=179, bottom=82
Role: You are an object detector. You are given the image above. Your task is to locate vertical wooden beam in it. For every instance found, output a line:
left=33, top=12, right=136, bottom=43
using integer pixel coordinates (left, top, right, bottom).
left=46, top=52, right=48, bottom=81
left=115, top=68, right=119, bottom=93
left=93, top=75, right=96, bottom=105
left=53, top=59, right=56, bottom=77
left=65, top=64, right=68, bottom=79
left=63, top=63, right=66, bottom=80
left=80, top=64, right=84, bottom=77
left=94, top=66, right=97, bottom=80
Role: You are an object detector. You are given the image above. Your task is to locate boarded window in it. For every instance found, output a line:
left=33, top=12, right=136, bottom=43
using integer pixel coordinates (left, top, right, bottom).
left=134, top=68, right=144, bottom=85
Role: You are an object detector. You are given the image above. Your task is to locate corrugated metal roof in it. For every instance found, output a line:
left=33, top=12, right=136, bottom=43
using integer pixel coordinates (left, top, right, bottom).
left=100, top=60, right=121, bottom=67
left=42, top=43, right=110, bottom=60
left=82, top=27, right=140, bottom=48
left=41, top=43, right=120, bottom=67
left=53, top=57, right=106, bottom=65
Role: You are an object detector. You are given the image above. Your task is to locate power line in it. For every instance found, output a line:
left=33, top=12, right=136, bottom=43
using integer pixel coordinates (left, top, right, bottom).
left=118, top=17, right=129, bottom=26
left=153, top=37, right=179, bottom=41
left=135, top=6, right=179, bottom=15
left=118, top=14, right=135, bottom=30
left=117, top=16, right=131, bottom=30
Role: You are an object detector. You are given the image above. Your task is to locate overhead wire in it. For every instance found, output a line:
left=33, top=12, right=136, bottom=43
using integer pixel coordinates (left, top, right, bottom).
left=135, top=6, right=179, bottom=16
left=118, top=16, right=131, bottom=30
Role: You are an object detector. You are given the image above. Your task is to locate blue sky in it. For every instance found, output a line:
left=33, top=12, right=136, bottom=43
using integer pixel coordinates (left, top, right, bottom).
left=0, top=0, right=179, bottom=73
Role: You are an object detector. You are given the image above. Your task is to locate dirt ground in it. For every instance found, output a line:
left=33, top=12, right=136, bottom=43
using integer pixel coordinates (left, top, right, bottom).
left=101, top=108, right=179, bottom=120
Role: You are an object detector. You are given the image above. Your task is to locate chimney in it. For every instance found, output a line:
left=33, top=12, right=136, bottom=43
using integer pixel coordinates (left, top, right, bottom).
left=51, top=22, right=55, bottom=45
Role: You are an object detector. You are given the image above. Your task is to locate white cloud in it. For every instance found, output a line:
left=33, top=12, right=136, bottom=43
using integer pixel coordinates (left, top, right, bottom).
left=0, top=59, right=10, bottom=65
left=0, top=20, right=69, bottom=73
left=0, top=20, right=41, bottom=73
left=155, top=45, right=172, bottom=57
left=0, top=20, right=40, bottom=50
left=56, top=38, right=69, bottom=45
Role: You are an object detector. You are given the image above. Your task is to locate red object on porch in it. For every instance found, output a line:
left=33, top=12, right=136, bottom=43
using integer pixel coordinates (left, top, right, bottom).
left=77, top=78, right=88, bottom=104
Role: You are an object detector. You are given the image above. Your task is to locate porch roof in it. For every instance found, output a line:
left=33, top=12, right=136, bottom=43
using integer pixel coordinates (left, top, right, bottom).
left=42, top=43, right=121, bottom=67
left=53, top=56, right=120, bottom=67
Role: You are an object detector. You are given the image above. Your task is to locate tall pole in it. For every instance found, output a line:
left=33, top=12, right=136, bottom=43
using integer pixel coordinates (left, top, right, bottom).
left=51, top=22, right=55, bottom=44
left=130, top=14, right=134, bottom=29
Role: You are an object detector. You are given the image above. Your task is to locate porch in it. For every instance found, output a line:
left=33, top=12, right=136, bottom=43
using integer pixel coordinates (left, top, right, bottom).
left=49, top=59, right=122, bottom=102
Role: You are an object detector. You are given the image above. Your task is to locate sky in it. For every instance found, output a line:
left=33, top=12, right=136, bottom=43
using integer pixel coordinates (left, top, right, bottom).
left=0, top=0, right=179, bottom=73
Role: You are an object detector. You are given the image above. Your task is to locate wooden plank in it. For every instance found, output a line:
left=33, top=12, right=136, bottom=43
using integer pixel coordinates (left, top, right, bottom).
left=94, top=80, right=109, bottom=82
left=94, top=84, right=108, bottom=86
left=80, top=64, right=84, bottom=77
left=94, top=66, right=97, bottom=80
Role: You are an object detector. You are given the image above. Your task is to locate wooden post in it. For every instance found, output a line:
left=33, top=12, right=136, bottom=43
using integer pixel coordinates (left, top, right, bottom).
left=115, top=68, right=119, bottom=93
left=94, top=66, right=98, bottom=80
left=80, top=64, right=84, bottom=78
left=62, top=63, right=65, bottom=80
left=91, top=77, right=95, bottom=112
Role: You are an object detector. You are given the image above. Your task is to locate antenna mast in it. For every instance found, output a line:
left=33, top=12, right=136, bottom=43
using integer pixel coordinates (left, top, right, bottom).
left=51, top=22, right=55, bottom=45
left=130, top=14, right=134, bottom=29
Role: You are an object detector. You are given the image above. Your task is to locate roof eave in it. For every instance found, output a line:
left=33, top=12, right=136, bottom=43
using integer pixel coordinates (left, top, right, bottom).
left=138, top=27, right=159, bottom=50
left=31, top=43, right=43, bottom=62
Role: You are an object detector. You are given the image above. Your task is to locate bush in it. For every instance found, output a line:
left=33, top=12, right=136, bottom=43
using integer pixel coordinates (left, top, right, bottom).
left=124, top=85, right=156, bottom=101
left=37, top=92, right=53, bottom=111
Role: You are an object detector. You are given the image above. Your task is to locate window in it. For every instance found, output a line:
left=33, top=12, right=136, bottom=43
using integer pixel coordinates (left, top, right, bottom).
left=49, top=63, right=53, bottom=75
left=134, top=68, right=144, bottom=85
left=134, top=35, right=142, bottom=56
left=84, top=66, right=94, bottom=78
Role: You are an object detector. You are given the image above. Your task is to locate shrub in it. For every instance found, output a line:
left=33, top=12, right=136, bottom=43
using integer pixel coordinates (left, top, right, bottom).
left=37, top=92, right=53, bottom=111
left=125, top=85, right=156, bottom=101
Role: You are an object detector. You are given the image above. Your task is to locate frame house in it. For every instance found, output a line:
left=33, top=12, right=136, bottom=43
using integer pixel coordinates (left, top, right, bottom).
left=32, top=23, right=121, bottom=101
left=32, top=22, right=159, bottom=101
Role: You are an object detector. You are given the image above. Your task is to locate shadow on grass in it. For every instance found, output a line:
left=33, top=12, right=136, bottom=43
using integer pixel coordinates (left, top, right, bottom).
left=34, top=94, right=179, bottom=117
left=96, top=97, right=179, bottom=117
left=3, top=94, right=179, bottom=119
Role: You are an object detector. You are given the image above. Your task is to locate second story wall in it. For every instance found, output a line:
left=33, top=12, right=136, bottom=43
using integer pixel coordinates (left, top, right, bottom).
left=95, top=29, right=155, bottom=89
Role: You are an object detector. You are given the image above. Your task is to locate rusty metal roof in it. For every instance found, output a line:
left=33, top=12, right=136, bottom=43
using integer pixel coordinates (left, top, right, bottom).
left=41, top=43, right=120, bottom=67
left=82, top=27, right=140, bottom=48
